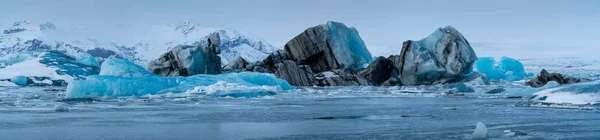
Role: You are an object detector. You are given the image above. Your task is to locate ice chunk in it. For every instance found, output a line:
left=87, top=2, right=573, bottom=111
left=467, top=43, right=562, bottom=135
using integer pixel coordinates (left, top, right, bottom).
left=10, top=76, right=28, bottom=86
left=75, top=53, right=99, bottom=67
left=475, top=56, right=526, bottom=81
left=67, top=59, right=292, bottom=98
left=326, top=21, right=373, bottom=69
left=472, top=121, right=488, bottom=139
left=100, top=59, right=153, bottom=77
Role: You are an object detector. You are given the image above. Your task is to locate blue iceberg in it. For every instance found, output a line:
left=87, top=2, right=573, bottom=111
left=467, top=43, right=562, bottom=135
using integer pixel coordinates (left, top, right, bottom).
left=475, top=56, right=526, bottom=81
left=326, top=21, right=373, bottom=69
left=10, top=76, right=28, bottom=86
left=66, top=59, right=293, bottom=98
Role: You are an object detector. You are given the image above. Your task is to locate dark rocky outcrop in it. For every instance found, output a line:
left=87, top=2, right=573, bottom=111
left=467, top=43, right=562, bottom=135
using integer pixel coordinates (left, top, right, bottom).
left=393, top=26, right=477, bottom=86
left=274, top=60, right=316, bottom=86
left=147, top=33, right=222, bottom=76
left=358, top=56, right=394, bottom=85
left=525, top=69, right=583, bottom=88
left=223, top=57, right=248, bottom=71
left=261, top=50, right=290, bottom=73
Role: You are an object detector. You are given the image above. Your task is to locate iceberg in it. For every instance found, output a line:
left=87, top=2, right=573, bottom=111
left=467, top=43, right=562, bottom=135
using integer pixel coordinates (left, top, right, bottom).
left=10, top=76, right=28, bottom=86
left=472, top=121, right=488, bottom=139
left=392, top=26, right=478, bottom=86
left=325, top=21, right=373, bottom=69
left=66, top=59, right=292, bottom=98
left=284, top=21, right=372, bottom=73
left=475, top=56, right=526, bottom=81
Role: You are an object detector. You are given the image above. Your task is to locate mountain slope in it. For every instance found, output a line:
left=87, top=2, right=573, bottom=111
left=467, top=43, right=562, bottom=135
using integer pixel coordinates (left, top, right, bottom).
left=0, top=21, right=276, bottom=66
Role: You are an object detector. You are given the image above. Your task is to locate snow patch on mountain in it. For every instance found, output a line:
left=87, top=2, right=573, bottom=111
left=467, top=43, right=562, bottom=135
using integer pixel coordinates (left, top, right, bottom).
left=0, top=21, right=276, bottom=66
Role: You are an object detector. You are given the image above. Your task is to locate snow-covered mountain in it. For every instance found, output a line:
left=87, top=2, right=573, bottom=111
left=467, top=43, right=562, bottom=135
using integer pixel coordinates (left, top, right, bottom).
left=0, top=21, right=276, bottom=66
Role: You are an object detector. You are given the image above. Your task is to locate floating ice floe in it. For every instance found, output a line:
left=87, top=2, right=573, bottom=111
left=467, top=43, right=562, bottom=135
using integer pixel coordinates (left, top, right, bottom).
left=475, top=56, right=526, bottom=81
left=66, top=59, right=292, bottom=98
left=528, top=81, right=600, bottom=105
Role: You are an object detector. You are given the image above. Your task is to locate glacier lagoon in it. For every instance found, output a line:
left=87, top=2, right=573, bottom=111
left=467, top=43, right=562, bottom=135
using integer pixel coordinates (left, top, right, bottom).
left=1, top=86, right=600, bottom=139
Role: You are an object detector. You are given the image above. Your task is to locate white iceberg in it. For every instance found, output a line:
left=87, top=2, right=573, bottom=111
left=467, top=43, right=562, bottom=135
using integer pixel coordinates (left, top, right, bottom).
left=471, top=121, right=487, bottom=139
left=530, top=81, right=600, bottom=105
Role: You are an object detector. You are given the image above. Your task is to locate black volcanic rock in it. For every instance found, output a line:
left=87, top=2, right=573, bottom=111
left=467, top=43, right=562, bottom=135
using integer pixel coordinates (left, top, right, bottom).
left=358, top=56, right=394, bottom=85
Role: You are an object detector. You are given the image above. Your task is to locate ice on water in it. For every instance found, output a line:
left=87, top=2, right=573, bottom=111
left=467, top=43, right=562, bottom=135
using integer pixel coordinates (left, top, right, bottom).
left=528, top=81, right=600, bottom=105
left=475, top=56, right=526, bottom=81
left=10, top=76, right=28, bottom=86
left=66, top=59, right=292, bottom=98
left=471, top=121, right=488, bottom=139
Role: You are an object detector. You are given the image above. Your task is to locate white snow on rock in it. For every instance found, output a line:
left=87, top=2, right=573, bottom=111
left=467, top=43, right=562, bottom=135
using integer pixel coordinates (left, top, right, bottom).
left=0, top=21, right=276, bottom=66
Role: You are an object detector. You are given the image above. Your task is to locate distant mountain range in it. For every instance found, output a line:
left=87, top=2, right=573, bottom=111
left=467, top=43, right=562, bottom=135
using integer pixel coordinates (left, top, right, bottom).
left=0, top=21, right=277, bottom=66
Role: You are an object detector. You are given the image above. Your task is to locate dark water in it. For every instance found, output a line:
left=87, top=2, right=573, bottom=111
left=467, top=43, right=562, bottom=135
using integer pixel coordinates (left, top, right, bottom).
left=1, top=87, right=599, bottom=140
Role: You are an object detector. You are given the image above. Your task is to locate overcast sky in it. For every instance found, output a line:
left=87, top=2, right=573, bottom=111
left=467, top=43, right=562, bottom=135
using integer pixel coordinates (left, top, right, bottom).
left=1, top=0, right=598, bottom=47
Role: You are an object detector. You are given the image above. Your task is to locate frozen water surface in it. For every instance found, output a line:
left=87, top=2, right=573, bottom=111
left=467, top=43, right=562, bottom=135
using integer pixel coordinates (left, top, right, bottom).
left=1, top=86, right=600, bottom=140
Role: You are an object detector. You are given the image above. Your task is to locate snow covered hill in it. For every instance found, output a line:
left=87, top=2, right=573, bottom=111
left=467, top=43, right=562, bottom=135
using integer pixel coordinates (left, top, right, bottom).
left=0, top=21, right=276, bottom=66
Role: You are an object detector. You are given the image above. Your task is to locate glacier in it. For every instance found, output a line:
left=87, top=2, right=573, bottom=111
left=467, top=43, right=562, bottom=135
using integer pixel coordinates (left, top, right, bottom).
left=66, top=59, right=292, bottom=98
left=475, top=56, right=526, bottom=81
left=0, top=52, right=99, bottom=85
